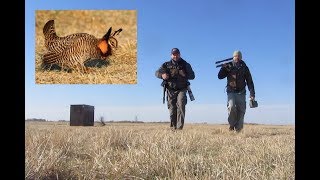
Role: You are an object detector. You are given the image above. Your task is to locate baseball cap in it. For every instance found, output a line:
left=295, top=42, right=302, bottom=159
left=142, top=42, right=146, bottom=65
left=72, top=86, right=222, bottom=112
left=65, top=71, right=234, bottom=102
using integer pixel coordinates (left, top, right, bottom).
left=171, top=48, right=180, bottom=54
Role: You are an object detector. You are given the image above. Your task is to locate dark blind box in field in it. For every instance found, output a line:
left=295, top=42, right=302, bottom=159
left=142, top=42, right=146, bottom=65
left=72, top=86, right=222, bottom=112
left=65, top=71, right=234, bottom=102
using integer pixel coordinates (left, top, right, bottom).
left=70, top=104, right=94, bottom=126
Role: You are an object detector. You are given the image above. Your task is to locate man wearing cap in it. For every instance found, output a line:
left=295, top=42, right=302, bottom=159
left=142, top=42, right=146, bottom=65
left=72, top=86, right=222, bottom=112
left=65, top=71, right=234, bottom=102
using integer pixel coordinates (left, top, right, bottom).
left=155, top=48, right=195, bottom=130
left=218, top=50, right=255, bottom=132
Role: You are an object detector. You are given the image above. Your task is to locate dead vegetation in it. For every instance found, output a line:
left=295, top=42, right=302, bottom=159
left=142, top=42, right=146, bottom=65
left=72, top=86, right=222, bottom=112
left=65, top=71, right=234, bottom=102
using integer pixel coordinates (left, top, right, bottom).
left=25, top=122, right=294, bottom=179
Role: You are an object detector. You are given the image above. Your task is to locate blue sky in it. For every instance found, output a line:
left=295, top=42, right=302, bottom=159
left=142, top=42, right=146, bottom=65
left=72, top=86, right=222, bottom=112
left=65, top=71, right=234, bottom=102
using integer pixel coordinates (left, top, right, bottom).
left=25, top=0, right=295, bottom=125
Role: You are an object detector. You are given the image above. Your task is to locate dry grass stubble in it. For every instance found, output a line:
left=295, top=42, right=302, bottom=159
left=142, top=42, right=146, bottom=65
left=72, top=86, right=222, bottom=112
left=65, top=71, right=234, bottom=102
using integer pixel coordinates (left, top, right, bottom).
left=25, top=122, right=294, bottom=179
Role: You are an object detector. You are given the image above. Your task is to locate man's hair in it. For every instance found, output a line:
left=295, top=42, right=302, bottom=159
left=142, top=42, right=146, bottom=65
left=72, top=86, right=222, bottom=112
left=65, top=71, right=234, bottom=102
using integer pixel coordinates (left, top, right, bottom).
left=233, top=50, right=242, bottom=59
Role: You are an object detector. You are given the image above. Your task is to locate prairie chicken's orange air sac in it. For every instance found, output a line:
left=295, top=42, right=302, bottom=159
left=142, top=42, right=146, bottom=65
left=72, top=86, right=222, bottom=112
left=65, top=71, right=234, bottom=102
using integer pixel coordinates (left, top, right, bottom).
left=41, top=19, right=122, bottom=73
left=98, top=40, right=108, bottom=54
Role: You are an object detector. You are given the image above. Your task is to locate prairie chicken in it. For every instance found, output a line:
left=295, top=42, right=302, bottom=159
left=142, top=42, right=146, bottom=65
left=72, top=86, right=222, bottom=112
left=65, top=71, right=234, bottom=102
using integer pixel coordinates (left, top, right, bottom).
left=42, top=19, right=122, bottom=73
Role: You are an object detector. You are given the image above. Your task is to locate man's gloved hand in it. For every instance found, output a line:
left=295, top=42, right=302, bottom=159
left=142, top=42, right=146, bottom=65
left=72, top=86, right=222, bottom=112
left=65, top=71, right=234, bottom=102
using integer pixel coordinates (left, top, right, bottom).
left=222, top=63, right=232, bottom=71
left=161, top=73, right=169, bottom=80
left=179, top=70, right=186, bottom=77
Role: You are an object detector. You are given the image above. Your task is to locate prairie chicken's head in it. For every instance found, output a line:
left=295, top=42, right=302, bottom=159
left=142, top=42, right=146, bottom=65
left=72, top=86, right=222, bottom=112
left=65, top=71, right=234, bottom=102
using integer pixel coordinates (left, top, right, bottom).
left=108, top=37, right=118, bottom=48
left=98, top=27, right=122, bottom=57
left=108, top=27, right=122, bottom=48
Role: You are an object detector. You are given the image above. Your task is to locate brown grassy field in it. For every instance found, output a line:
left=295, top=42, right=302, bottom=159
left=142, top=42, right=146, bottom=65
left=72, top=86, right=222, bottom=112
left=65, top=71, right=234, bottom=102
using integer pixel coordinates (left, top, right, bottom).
left=35, top=10, right=137, bottom=84
left=25, top=122, right=294, bottom=179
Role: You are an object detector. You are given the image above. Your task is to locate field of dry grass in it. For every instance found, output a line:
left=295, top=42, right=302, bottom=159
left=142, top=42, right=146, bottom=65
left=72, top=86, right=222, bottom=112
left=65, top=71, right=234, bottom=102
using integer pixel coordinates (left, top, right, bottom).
left=35, top=10, right=137, bottom=84
left=25, top=122, right=294, bottom=179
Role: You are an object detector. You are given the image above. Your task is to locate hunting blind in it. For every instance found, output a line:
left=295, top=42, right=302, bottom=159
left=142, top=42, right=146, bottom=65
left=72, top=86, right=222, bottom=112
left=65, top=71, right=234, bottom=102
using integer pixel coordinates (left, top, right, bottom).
left=70, top=104, right=94, bottom=126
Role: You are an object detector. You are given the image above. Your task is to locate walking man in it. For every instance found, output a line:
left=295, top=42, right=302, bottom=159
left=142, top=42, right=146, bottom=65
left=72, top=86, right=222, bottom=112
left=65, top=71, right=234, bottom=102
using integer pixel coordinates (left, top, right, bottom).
left=218, top=50, right=256, bottom=132
left=155, top=48, right=195, bottom=130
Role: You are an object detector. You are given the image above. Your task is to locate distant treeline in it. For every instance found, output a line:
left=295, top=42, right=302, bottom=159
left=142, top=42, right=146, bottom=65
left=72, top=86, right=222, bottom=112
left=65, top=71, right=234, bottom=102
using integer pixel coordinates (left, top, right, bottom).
left=25, top=118, right=46, bottom=122
left=25, top=119, right=259, bottom=125
left=100, top=120, right=144, bottom=123
left=25, top=119, right=170, bottom=123
left=99, top=121, right=172, bottom=124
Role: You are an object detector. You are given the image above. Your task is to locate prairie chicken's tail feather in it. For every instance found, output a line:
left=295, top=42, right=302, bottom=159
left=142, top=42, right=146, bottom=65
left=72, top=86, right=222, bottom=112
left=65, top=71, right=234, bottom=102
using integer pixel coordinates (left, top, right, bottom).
left=43, top=20, right=58, bottom=40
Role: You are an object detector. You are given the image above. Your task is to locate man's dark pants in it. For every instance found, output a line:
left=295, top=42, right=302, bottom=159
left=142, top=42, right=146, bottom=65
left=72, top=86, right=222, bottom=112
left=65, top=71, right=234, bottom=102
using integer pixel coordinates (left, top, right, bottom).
left=167, top=89, right=187, bottom=129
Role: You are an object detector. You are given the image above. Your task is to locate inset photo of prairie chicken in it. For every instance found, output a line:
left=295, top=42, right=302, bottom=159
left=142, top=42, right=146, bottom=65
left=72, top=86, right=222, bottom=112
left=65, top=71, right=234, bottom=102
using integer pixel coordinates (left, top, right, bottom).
left=35, top=10, right=137, bottom=84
